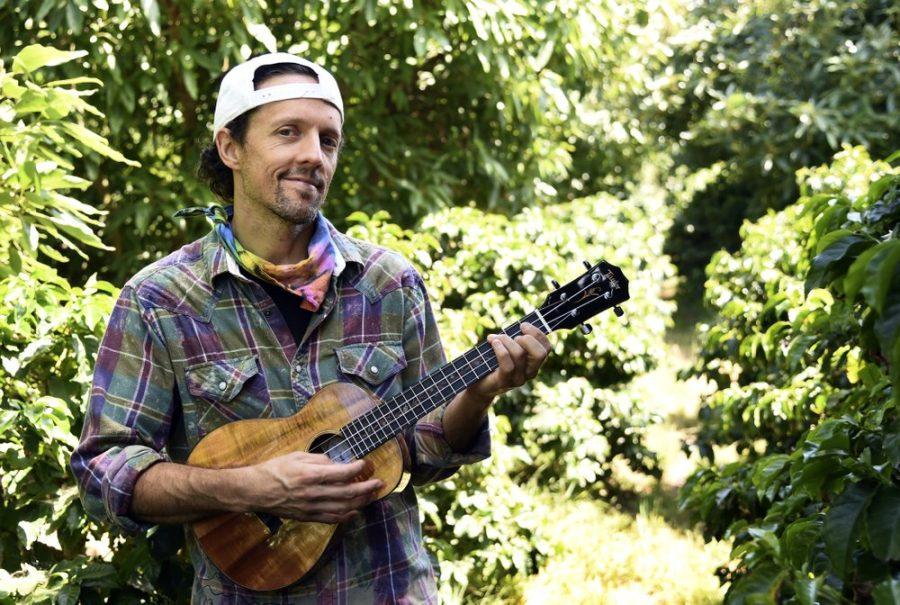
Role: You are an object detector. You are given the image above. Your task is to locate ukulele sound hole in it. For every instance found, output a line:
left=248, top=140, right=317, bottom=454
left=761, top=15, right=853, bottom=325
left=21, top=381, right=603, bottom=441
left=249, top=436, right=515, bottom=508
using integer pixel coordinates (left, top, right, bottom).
left=255, top=511, right=283, bottom=534
left=311, top=432, right=356, bottom=464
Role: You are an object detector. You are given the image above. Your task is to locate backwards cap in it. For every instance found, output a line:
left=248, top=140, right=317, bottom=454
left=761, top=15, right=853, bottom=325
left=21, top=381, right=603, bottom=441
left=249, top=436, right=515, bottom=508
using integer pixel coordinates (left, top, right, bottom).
left=212, top=52, right=344, bottom=142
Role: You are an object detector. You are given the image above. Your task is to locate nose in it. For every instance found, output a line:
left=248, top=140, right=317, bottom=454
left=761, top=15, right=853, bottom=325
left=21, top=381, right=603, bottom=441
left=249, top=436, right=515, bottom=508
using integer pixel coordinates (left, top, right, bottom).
left=292, top=131, right=324, bottom=168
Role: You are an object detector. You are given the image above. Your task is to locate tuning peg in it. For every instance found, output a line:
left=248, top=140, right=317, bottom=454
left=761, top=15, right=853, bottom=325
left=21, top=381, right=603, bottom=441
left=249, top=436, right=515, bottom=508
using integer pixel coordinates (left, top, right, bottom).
left=614, top=306, right=624, bottom=317
left=582, top=260, right=592, bottom=270
left=551, top=279, right=561, bottom=289
left=580, top=324, right=593, bottom=335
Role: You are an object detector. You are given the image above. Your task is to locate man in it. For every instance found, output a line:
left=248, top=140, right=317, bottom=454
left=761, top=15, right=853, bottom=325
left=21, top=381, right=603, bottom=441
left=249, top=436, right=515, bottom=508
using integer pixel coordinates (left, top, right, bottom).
left=71, top=52, right=551, bottom=602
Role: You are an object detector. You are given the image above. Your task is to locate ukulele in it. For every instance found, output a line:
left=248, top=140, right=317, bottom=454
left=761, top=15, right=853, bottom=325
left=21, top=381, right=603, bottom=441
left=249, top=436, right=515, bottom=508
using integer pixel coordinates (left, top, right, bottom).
left=187, top=259, right=629, bottom=590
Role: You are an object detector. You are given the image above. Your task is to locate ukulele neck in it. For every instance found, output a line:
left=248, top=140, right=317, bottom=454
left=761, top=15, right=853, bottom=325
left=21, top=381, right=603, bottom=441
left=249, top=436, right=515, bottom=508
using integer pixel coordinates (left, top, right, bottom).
left=339, top=311, right=548, bottom=458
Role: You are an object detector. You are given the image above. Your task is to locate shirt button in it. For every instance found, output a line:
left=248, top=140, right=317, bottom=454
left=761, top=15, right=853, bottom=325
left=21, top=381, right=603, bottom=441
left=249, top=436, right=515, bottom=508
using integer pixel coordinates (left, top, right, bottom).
left=218, top=381, right=227, bottom=391
left=264, top=309, right=272, bottom=317
left=369, top=365, right=379, bottom=375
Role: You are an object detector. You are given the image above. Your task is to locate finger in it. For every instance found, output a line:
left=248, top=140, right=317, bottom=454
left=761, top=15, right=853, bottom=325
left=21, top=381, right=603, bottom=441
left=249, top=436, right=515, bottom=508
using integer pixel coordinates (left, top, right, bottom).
left=488, top=335, right=515, bottom=374
left=515, top=335, right=549, bottom=377
left=305, top=483, right=383, bottom=515
left=311, top=459, right=369, bottom=484
left=520, top=322, right=552, bottom=352
left=295, top=452, right=334, bottom=465
left=497, top=335, right=527, bottom=384
left=308, top=479, right=383, bottom=502
left=496, top=334, right=526, bottom=367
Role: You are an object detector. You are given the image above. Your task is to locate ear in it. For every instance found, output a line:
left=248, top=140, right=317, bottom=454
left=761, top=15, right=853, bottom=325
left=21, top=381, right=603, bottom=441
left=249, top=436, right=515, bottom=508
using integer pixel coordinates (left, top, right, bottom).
left=215, top=128, right=242, bottom=171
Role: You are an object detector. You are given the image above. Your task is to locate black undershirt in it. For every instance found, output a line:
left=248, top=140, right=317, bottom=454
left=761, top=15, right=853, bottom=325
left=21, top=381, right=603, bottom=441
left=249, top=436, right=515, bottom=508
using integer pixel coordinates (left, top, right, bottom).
left=244, top=271, right=313, bottom=345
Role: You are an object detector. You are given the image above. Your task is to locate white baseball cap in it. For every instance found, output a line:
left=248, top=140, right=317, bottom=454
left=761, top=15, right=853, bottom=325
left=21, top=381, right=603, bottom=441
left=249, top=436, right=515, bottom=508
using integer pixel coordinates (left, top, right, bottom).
left=211, top=52, right=344, bottom=142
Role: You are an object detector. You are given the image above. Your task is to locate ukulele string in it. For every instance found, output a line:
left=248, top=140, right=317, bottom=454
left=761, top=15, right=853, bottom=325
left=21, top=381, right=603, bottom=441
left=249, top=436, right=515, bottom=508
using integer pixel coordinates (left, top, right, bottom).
left=324, top=271, right=622, bottom=461
left=329, top=285, right=616, bottom=461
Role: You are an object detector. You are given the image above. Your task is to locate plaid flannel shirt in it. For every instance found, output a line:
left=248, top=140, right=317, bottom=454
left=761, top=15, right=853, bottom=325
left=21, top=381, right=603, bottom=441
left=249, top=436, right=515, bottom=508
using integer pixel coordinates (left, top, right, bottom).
left=70, top=219, right=491, bottom=603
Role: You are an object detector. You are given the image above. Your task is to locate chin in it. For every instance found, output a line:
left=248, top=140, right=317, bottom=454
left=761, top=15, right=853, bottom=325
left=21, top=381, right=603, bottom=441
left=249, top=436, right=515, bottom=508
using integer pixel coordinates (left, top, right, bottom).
left=272, top=196, right=322, bottom=226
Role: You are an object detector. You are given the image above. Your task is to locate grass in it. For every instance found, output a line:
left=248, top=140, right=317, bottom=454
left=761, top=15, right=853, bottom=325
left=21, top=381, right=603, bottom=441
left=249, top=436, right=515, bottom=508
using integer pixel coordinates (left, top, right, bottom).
left=520, top=498, right=729, bottom=605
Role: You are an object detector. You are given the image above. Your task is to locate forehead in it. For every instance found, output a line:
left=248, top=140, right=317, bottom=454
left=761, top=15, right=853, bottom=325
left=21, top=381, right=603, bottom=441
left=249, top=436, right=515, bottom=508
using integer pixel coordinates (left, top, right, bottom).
left=250, top=73, right=342, bottom=133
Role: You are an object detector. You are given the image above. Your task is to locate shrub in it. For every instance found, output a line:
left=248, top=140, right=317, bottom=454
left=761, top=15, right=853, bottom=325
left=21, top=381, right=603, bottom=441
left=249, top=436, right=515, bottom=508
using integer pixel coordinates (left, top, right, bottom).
left=681, top=147, right=899, bottom=603
left=0, top=45, right=193, bottom=603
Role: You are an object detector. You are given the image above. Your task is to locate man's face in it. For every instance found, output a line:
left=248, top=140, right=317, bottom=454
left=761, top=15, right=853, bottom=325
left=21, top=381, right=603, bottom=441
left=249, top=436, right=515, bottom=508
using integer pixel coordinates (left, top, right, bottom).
left=222, top=73, right=343, bottom=226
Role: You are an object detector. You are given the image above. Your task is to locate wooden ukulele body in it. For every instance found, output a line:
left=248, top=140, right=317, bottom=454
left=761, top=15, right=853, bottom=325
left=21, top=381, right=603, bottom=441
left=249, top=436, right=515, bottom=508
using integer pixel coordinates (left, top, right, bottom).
left=186, top=381, right=409, bottom=592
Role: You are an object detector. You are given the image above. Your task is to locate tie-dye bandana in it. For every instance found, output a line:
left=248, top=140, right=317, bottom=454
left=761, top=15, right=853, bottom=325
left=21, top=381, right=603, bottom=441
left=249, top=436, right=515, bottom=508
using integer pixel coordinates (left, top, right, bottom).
left=174, top=205, right=335, bottom=311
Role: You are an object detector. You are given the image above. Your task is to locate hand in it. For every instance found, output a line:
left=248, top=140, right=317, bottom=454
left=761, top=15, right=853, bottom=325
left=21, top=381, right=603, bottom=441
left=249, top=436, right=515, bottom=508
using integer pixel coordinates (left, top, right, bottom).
left=245, top=452, right=383, bottom=524
left=466, top=322, right=552, bottom=402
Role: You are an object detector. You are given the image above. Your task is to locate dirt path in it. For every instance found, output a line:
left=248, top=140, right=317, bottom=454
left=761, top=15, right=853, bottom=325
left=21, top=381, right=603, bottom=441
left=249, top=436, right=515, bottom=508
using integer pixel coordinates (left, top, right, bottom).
left=519, top=339, right=730, bottom=604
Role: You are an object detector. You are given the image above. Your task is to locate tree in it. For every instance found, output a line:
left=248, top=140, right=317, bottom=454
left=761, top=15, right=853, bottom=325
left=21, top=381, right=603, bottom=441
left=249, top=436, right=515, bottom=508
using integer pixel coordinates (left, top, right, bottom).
left=1, top=0, right=661, bottom=283
left=647, top=0, right=900, bottom=300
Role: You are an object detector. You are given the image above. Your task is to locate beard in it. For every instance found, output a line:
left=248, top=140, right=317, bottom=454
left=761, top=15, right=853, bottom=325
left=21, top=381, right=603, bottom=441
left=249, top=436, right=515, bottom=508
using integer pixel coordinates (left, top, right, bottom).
left=245, top=170, right=329, bottom=227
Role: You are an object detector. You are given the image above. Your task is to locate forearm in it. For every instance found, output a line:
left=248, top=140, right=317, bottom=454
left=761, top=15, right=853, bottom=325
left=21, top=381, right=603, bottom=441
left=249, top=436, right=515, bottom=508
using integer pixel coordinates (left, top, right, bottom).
left=442, top=389, right=494, bottom=452
left=131, top=461, right=252, bottom=525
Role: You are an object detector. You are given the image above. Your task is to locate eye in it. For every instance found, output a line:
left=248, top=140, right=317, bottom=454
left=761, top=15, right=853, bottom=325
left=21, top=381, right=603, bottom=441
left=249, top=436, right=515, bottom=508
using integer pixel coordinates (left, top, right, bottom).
left=277, top=126, right=297, bottom=137
left=321, top=136, right=339, bottom=150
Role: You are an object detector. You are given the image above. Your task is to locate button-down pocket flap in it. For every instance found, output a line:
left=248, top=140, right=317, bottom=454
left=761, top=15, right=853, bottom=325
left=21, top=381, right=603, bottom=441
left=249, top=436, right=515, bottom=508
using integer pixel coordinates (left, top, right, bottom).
left=336, top=341, right=407, bottom=386
left=185, top=355, right=259, bottom=402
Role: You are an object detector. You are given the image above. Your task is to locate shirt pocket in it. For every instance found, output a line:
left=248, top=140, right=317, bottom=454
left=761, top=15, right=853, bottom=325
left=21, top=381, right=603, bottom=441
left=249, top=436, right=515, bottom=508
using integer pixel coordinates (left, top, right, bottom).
left=335, top=340, right=407, bottom=399
left=184, top=354, right=272, bottom=436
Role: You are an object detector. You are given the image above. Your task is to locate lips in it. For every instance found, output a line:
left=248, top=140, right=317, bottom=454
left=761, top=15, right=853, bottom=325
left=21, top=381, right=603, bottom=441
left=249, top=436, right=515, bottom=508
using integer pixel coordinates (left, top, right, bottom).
left=281, top=175, right=323, bottom=190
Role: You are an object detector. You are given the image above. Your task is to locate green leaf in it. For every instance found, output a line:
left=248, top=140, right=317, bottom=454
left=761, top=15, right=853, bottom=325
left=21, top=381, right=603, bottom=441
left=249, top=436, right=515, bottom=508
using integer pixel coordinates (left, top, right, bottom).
left=860, top=240, right=900, bottom=314
left=751, top=454, right=790, bottom=500
left=725, top=560, right=786, bottom=605
left=59, top=122, right=140, bottom=167
left=792, top=575, right=820, bottom=605
left=783, top=518, right=820, bottom=568
left=183, top=68, right=198, bottom=100
left=12, top=45, right=87, bottom=74
left=873, top=577, right=900, bottom=605
left=44, top=76, right=104, bottom=87
left=55, top=582, right=79, bottom=605
left=9, top=245, right=21, bottom=274
left=141, top=0, right=161, bottom=36
left=14, top=89, right=48, bottom=114
left=816, top=229, right=853, bottom=255
left=806, top=234, right=868, bottom=292
left=824, top=482, right=875, bottom=578
left=245, top=19, right=278, bottom=52
left=845, top=244, right=881, bottom=302
left=866, top=486, right=900, bottom=561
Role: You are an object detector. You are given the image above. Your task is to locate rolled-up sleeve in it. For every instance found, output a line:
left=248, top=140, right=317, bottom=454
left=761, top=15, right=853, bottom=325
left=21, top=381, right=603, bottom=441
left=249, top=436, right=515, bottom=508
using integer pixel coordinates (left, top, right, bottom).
left=399, top=272, right=491, bottom=485
left=70, top=285, right=175, bottom=533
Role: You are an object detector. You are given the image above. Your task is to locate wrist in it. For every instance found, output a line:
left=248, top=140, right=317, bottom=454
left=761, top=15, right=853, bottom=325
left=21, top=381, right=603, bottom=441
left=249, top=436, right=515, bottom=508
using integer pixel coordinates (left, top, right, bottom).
left=460, top=386, right=496, bottom=412
left=213, top=466, right=257, bottom=513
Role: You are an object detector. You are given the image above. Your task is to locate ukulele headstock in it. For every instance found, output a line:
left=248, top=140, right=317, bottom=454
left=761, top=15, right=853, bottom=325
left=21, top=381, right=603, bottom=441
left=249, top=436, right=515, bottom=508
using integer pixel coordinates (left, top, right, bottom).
left=537, top=261, right=630, bottom=332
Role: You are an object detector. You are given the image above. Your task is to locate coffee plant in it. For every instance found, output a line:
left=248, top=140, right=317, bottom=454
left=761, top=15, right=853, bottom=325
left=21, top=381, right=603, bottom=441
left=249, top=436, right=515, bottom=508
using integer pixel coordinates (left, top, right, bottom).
left=681, top=147, right=899, bottom=604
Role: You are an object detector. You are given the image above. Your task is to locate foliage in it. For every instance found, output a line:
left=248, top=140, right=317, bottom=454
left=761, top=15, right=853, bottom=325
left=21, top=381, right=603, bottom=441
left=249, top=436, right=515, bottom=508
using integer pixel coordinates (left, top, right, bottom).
left=650, top=0, right=900, bottom=296
left=0, top=0, right=664, bottom=284
left=680, top=147, right=900, bottom=603
left=0, top=46, right=194, bottom=603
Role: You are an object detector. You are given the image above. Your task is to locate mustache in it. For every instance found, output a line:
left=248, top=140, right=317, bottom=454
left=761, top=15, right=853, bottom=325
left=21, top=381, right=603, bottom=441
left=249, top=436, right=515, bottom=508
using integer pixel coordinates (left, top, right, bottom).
left=279, top=171, right=325, bottom=189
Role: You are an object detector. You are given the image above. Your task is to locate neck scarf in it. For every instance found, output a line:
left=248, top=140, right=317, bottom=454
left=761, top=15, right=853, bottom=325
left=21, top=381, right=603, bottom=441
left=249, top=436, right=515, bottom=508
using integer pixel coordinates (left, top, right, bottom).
left=176, top=205, right=336, bottom=312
